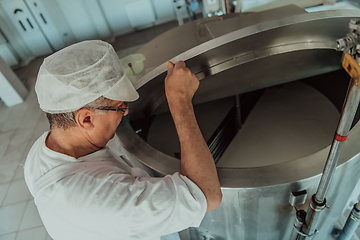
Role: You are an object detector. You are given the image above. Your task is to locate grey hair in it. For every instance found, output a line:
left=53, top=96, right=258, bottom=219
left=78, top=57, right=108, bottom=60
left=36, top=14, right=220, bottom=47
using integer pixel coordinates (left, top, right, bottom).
left=46, top=96, right=112, bottom=130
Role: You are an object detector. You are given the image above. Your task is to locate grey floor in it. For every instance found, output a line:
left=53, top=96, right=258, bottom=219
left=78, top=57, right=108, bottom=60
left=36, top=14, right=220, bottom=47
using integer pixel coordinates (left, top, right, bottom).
left=0, top=20, right=178, bottom=240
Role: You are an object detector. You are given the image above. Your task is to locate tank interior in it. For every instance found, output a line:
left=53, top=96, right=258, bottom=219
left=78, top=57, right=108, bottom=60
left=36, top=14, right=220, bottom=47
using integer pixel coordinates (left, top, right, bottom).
left=126, top=69, right=360, bottom=168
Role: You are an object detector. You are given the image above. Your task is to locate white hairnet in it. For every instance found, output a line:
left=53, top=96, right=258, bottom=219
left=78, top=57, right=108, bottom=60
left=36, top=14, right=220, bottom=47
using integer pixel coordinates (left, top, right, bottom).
left=35, top=40, right=139, bottom=113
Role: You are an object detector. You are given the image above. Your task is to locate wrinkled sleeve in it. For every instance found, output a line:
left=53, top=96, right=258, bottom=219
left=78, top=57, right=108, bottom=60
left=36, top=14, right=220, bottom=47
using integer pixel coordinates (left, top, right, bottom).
left=128, top=172, right=207, bottom=239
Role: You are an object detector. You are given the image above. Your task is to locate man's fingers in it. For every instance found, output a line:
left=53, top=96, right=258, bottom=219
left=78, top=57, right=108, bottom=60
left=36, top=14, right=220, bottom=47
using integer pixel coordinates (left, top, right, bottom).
left=174, top=61, right=186, bottom=69
left=166, top=61, right=175, bottom=75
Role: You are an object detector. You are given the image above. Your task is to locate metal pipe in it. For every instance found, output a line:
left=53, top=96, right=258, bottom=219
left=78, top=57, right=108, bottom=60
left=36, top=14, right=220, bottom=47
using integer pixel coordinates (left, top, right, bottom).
left=299, top=195, right=326, bottom=240
left=316, top=80, right=360, bottom=202
left=315, top=141, right=346, bottom=203
left=299, top=80, right=360, bottom=240
left=338, top=203, right=360, bottom=240
left=289, top=210, right=306, bottom=240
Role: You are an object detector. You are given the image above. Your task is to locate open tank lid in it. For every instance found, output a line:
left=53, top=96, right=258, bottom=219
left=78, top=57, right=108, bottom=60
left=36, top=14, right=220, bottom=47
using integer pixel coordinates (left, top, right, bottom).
left=117, top=6, right=360, bottom=188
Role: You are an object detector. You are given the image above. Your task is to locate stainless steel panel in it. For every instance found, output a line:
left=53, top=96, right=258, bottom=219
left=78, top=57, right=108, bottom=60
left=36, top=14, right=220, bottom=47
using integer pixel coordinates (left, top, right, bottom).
left=130, top=7, right=359, bottom=120
left=116, top=6, right=360, bottom=240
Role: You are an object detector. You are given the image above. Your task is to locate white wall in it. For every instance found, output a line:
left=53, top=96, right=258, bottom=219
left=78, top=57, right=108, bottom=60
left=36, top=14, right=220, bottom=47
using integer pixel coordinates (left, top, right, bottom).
left=54, top=0, right=175, bottom=41
left=55, top=0, right=111, bottom=41
left=98, top=0, right=133, bottom=35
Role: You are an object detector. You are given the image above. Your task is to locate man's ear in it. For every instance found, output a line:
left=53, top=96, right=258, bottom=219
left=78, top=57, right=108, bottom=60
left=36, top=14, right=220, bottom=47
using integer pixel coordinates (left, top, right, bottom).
left=75, top=109, right=94, bottom=130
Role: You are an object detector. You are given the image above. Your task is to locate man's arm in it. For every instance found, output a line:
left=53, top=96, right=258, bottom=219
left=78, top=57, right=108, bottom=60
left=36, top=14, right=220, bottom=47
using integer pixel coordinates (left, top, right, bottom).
left=165, top=61, right=222, bottom=212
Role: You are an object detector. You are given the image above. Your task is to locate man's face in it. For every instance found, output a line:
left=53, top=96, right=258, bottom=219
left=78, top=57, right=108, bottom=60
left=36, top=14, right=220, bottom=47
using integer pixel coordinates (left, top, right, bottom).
left=89, top=100, right=129, bottom=148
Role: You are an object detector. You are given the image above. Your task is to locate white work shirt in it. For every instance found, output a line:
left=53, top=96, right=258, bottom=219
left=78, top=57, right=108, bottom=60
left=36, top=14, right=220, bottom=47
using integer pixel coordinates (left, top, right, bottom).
left=24, top=132, right=207, bottom=240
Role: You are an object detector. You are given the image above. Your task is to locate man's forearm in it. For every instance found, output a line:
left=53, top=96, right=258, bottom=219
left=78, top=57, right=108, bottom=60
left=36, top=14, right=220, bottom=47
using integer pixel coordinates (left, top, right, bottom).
left=164, top=60, right=222, bottom=211
left=169, top=99, right=222, bottom=212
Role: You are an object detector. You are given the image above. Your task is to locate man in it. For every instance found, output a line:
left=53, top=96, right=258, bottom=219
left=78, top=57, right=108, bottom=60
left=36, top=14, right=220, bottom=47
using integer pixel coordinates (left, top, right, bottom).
left=24, top=40, right=222, bottom=240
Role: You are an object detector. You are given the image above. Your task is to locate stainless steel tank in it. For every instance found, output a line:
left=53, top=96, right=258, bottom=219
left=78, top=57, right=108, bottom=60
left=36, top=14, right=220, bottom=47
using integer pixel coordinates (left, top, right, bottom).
left=115, top=5, right=360, bottom=240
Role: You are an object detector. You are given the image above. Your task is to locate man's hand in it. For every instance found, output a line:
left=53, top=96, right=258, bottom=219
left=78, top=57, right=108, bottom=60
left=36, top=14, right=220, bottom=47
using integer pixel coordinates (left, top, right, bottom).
left=164, top=60, right=222, bottom=212
left=165, top=61, right=199, bottom=104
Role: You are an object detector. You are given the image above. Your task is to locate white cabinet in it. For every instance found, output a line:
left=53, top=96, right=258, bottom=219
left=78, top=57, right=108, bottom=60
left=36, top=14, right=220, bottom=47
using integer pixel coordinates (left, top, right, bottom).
left=98, top=0, right=133, bottom=35
left=125, top=0, right=156, bottom=28
left=153, top=0, right=176, bottom=22
left=54, top=0, right=176, bottom=41
left=100, top=0, right=176, bottom=34
left=0, top=0, right=53, bottom=56
left=25, top=0, right=66, bottom=50
left=0, top=0, right=176, bottom=64
left=55, top=0, right=112, bottom=41
left=0, top=0, right=71, bottom=59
